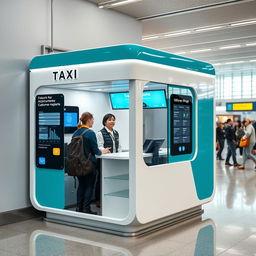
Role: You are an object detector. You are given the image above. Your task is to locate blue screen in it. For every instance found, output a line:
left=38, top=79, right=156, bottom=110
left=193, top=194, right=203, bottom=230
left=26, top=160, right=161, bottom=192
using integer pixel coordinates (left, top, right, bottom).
left=110, top=90, right=166, bottom=109
left=64, top=113, right=78, bottom=127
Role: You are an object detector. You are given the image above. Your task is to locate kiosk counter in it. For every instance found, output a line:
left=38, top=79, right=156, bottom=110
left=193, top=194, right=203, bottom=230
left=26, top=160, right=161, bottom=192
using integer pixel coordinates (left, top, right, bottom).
left=29, top=44, right=215, bottom=236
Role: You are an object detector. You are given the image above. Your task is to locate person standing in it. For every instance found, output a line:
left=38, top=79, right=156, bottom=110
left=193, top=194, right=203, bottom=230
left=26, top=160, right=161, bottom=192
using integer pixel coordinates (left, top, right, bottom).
left=216, top=122, right=225, bottom=160
left=73, top=112, right=110, bottom=214
left=95, top=113, right=122, bottom=207
left=235, top=120, right=244, bottom=156
left=239, top=118, right=256, bottom=170
left=225, top=119, right=239, bottom=167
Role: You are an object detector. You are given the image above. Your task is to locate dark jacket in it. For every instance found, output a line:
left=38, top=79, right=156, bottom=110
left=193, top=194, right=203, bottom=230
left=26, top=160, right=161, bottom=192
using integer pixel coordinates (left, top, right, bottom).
left=225, top=125, right=236, bottom=141
left=100, top=128, right=119, bottom=153
left=73, top=127, right=101, bottom=163
left=216, top=127, right=225, bottom=141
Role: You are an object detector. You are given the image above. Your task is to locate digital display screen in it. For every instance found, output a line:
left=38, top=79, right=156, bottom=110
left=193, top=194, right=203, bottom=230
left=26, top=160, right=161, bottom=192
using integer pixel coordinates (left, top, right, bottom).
left=226, top=102, right=254, bottom=111
left=64, top=112, right=78, bottom=127
left=170, top=94, right=192, bottom=155
left=36, top=94, right=64, bottom=170
left=64, top=106, right=79, bottom=134
left=109, top=90, right=167, bottom=110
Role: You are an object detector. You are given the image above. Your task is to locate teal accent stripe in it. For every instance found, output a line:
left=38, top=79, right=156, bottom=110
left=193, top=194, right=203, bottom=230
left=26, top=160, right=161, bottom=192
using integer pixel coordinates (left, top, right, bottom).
left=191, top=98, right=214, bottom=200
left=30, top=45, right=215, bottom=75
left=36, top=168, right=64, bottom=209
left=194, top=225, right=214, bottom=256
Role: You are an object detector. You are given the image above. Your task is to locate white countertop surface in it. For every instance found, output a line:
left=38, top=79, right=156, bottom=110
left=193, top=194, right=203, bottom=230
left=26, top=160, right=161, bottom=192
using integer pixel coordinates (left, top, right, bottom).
left=97, top=148, right=167, bottom=160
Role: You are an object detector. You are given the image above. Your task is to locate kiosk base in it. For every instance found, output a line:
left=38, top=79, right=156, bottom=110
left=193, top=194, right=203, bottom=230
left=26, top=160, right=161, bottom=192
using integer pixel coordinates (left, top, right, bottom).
left=45, top=206, right=203, bottom=237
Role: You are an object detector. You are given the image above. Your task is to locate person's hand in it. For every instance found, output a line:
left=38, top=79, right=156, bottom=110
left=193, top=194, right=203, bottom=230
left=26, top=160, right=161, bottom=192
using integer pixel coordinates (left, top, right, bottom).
left=102, top=147, right=111, bottom=154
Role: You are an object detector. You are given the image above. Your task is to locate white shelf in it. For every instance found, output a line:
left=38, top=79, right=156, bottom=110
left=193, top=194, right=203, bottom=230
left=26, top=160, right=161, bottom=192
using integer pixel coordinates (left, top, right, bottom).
left=104, top=189, right=129, bottom=198
left=104, top=174, right=129, bottom=180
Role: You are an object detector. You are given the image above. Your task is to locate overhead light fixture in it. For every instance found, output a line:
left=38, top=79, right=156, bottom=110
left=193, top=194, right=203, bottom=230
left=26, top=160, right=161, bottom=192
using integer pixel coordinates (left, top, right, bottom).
left=195, top=25, right=225, bottom=32
left=219, top=44, right=241, bottom=50
left=164, top=31, right=191, bottom=37
left=98, top=0, right=142, bottom=8
left=230, top=19, right=256, bottom=27
left=190, top=48, right=212, bottom=53
left=142, top=18, right=256, bottom=42
left=174, top=51, right=187, bottom=55
left=213, top=63, right=221, bottom=66
left=246, top=42, right=256, bottom=47
left=142, top=35, right=159, bottom=41
left=225, top=61, right=245, bottom=65
left=250, top=59, right=256, bottom=62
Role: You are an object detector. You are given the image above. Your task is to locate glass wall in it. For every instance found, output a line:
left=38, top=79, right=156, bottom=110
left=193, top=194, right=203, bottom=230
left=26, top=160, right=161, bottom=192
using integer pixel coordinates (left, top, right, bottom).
left=216, top=69, right=256, bottom=100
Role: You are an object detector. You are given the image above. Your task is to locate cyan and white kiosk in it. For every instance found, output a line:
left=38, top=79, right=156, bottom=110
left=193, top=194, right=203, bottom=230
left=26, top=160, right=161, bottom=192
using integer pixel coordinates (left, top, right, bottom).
left=29, top=44, right=215, bottom=236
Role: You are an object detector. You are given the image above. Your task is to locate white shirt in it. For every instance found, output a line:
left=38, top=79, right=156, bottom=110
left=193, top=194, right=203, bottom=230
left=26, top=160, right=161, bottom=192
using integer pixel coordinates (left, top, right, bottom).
left=96, top=127, right=122, bottom=153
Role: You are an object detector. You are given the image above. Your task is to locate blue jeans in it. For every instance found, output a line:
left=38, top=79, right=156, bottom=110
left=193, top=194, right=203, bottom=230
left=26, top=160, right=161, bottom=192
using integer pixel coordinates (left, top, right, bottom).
left=217, top=138, right=225, bottom=159
left=226, top=140, right=237, bottom=164
left=77, top=165, right=96, bottom=211
left=243, top=143, right=256, bottom=166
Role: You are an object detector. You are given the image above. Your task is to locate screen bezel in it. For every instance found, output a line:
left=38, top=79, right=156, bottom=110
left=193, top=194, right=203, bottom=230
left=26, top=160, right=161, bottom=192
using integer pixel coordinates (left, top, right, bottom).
left=64, top=106, right=79, bottom=134
left=170, top=94, right=192, bottom=156
left=109, top=89, right=167, bottom=110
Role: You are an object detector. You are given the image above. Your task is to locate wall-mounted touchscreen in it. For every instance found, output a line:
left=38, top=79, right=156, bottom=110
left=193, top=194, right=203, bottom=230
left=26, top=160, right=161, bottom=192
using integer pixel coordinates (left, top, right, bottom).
left=170, top=94, right=192, bottom=155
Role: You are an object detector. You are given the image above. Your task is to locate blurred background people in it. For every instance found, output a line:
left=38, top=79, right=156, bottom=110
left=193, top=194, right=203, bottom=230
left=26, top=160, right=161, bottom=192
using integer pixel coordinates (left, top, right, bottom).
left=216, top=122, right=225, bottom=160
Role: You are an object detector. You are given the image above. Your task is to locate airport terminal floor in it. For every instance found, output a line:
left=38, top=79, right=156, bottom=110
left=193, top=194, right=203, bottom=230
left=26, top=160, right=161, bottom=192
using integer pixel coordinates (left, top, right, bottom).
left=0, top=155, right=256, bottom=256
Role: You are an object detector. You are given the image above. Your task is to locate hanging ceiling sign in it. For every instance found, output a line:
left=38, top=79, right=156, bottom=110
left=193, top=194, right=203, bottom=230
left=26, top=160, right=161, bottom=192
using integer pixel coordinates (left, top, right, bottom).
left=226, top=102, right=256, bottom=112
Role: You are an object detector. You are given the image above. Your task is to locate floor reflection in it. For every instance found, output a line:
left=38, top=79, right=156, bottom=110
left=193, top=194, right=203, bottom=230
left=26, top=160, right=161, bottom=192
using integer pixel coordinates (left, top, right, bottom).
left=30, top=219, right=215, bottom=256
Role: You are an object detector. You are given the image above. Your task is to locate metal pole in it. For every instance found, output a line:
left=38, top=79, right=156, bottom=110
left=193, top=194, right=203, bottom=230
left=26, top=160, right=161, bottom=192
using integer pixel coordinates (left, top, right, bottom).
left=50, top=0, right=53, bottom=53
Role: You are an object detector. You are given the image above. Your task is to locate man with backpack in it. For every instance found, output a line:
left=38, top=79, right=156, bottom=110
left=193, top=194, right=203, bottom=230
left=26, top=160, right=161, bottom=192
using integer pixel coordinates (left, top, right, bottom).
left=66, top=112, right=110, bottom=214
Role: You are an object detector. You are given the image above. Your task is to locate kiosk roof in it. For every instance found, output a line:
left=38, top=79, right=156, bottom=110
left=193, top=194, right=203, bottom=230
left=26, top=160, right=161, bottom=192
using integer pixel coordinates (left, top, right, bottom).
left=30, top=44, right=215, bottom=75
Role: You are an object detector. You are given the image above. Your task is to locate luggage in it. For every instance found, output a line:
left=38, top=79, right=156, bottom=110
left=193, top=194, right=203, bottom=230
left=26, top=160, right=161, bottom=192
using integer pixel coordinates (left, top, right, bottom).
left=66, top=129, right=93, bottom=176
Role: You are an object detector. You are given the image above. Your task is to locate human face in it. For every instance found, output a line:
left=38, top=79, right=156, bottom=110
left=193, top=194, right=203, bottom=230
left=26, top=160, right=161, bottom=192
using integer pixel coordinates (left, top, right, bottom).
left=87, top=118, right=94, bottom=128
left=105, top=117, right=115, bottom=131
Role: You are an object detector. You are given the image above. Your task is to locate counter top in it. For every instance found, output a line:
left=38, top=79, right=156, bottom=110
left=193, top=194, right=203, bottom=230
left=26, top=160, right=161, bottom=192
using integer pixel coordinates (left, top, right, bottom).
left=97, top=148, right=167, bottom=160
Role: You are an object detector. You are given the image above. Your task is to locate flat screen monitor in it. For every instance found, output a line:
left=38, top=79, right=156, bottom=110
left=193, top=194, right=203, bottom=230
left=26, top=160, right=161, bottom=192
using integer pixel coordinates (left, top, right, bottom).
left=170, top=94, right=192, bottom=155
left=64, top=106, right=79, bottom=133
left=109, top=90, right=167, bottom=110
left=143, top=139, right=165, bottom=153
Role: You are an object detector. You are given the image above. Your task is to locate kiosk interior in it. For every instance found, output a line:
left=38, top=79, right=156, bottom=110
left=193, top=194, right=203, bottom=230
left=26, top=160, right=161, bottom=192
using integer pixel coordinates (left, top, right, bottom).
left=30, top=45, right=215, bottom=236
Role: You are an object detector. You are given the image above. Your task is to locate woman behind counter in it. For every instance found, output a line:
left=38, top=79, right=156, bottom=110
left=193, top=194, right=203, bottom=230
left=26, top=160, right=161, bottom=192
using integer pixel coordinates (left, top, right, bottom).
left=96, top=113, right=122, bottom=153
left=73, top=112, right=110, bottom=214
left=95, top=113, right=122, bottom=207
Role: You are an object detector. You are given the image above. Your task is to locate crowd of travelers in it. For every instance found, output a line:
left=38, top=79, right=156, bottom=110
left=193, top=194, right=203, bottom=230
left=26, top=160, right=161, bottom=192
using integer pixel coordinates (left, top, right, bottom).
left=216, top=118, right=256, bottom=170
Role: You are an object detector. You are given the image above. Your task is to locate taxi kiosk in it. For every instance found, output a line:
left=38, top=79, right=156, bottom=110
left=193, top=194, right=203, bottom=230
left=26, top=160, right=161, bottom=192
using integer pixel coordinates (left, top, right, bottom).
left=29, top=44, right=215, bottom=236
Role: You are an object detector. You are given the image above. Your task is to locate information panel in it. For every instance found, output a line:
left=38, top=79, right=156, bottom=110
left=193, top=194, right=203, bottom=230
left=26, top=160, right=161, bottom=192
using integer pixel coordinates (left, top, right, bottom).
left=36, top=94, right=64, bottom=169
left=170, top=94, right=192, bottom=155
left=226, top=102, right=256, bottom=111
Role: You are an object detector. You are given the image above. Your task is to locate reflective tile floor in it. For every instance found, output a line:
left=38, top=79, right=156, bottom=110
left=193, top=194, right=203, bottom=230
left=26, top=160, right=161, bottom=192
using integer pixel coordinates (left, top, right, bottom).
left=0, top=157, right=256, bottom=256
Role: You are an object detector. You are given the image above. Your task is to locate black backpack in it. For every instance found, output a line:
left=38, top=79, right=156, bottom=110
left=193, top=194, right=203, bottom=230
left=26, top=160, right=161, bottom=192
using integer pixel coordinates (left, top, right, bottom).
left=65, top=129, right=94, bottom=176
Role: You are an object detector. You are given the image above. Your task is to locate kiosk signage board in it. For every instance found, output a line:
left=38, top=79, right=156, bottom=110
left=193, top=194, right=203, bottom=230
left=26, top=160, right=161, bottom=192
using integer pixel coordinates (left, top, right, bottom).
left=170, top=94, right=192, bottom=155
left=36, top=94, right=64, bottom=169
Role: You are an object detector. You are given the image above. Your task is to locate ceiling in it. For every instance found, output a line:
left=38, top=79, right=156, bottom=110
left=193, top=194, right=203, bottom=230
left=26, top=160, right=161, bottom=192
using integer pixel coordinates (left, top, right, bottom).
left=88, top=0, right=256, bottom=72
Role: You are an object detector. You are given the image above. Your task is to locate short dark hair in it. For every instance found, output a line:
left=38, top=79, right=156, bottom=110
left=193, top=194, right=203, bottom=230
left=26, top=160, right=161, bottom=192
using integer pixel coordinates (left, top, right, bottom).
left=102, top=113, right=116, bottom=126
left=226, top=119, right=232, bottom=123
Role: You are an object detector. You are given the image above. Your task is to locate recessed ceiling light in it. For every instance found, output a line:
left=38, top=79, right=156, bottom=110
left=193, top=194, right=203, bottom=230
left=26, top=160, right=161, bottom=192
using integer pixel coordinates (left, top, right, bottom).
left=230, top=19, right=256, bottom=27
left=246, top=42, right=256, bottom=47
left=142, top=35, right=159, bottom=41
left=250, top=59, right=256, bottom=62
left=190, top=48, right=212, bottom=53
left=195, top=26, right=225, bottom=32
left=98, top=0, right=142, bottom=8
left=219, top=45, right=241, bottom=50
left=174, top=51, right=187, bottom=55
left=164, top=31, right=191, bottom=37
left=225, top=61, right=244, bottom=65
